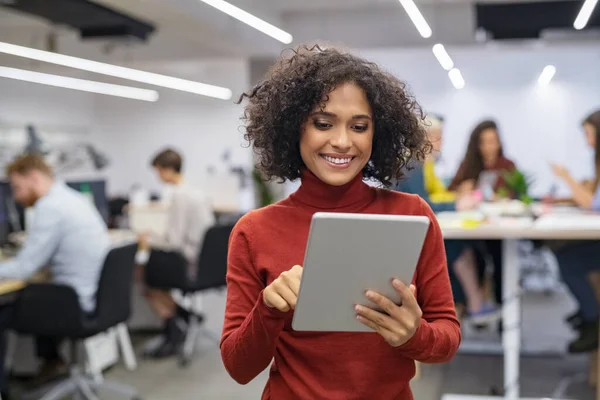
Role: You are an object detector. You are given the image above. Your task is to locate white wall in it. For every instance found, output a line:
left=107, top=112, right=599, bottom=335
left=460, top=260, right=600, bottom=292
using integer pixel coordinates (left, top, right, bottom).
left=0, top=76, right=108, bottom=182
left=358, top=44, right=600, bottom=197
left=0, top=59, right=253, bottom=209
left=94, top=59, right=252, bottom=210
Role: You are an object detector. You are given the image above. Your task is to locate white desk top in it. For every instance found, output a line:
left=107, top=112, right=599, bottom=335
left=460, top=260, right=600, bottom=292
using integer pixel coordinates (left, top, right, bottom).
left=439, top=212, right=600, bottom=240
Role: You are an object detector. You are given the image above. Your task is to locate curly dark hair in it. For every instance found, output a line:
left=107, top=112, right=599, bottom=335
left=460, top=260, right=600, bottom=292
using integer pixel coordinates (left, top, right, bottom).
left=237, top=45, right=429, bottom=186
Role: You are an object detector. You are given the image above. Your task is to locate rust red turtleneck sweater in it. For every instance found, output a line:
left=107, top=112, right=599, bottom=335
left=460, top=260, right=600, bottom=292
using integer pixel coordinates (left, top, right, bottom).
left=220, top=171, right=460, bottom=400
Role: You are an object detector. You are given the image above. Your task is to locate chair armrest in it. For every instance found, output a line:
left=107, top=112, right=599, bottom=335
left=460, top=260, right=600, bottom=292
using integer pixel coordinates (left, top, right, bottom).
left=12, top=283, right=84, bottom=336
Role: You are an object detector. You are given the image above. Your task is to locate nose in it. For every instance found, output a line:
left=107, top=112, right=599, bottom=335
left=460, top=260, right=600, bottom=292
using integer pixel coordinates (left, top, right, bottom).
left=330, top=127, right=352, bottom=151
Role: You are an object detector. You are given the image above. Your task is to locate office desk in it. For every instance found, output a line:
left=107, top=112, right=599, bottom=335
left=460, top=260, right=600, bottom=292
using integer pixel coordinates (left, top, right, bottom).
left=440, top=215, right=600, bottom=400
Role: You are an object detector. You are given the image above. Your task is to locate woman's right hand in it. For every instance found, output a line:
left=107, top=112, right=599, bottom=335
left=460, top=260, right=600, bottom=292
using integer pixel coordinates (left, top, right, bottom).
left=263, top=265, right=303, bottom=312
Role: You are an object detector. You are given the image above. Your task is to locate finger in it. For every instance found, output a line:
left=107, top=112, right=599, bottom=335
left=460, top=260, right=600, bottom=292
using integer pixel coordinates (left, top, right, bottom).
left=354, top=304, right=397, bottom=331
left=355, top=314, right=391, bottom=335
left=365, top=290, right=401, bottom=317
left=289, top=265, right=304, bottom=279
left=392, top=279, right=419, bottom=309
left=409, top=285, right=417, bottom=298
left=356, top=314, right=382, bottom=333
left=282, top=270, right=301, bottom=296
left=355, top=315, right=399, bottom=344
left=265, top=293, right=290, bottom=312
left=277, top=284, right=298, bottom=309
left=288, top=276, right=300, bottom=297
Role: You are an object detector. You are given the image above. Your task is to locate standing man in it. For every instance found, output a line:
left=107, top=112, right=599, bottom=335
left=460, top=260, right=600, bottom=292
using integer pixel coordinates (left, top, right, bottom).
left=137, top=148, right=215, bottom=358
left=0, top=155, right=110, bottom=399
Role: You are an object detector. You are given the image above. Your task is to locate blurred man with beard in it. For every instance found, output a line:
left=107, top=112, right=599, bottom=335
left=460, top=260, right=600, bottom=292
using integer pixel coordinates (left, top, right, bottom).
left=0, top=155, right=109, bottom=399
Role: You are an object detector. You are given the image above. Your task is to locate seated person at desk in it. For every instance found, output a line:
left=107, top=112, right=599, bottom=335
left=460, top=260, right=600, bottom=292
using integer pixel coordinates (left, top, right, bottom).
left=136, top=149, right=215, bottom=358
left=449, top=120, right=517, bottom=308
left=448, top=119, right=516, bottom=197
left=395, top=115, right=495, bottom=322
left=0, top=155, right=109, bottom=397
left=550, top=109, right=600, bottom=353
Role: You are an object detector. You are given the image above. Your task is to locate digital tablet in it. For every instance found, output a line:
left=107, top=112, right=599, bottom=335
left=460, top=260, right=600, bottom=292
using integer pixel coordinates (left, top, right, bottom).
left=292, top=212, right=430, bottom=332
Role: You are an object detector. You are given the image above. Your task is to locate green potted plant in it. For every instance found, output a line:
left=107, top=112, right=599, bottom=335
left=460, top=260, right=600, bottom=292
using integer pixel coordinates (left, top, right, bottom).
left=252, top=167, right=275, bottom=208
left=500, top=169, right=535, bottom=205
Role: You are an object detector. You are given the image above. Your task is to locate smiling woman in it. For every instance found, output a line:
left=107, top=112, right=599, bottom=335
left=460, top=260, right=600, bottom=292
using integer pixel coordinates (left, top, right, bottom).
left=221, top=44, right=461, bottom=400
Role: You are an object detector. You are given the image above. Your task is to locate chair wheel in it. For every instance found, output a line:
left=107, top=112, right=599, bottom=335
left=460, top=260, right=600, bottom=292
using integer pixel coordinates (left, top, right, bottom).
left=178, top=356, right=191, bottom=368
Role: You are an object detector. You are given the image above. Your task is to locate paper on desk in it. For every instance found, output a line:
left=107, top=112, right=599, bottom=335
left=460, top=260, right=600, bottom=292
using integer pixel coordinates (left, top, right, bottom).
left=534, top=213, right=600, bottom=230
left=435, top=211, right=486, bottom=230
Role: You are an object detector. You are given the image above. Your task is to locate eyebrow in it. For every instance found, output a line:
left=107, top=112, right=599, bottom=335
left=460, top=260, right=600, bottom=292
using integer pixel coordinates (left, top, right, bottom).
left=310, top=111, right=372, bottom=120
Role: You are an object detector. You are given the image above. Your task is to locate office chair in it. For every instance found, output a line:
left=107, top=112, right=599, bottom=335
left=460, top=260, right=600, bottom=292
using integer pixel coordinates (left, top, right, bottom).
left=180, top=224, right=233, bottom=366
left=145, top=225, right=233, bottom=367
left=11, top=244, right=141, bottom=400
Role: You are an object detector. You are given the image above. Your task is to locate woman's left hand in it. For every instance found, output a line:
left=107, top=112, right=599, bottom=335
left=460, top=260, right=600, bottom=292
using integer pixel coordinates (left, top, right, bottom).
left=355, top=279, right=422, bottom=347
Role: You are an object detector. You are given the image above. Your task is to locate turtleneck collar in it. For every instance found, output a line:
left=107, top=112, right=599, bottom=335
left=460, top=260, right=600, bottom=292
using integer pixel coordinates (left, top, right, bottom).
left=290, top=169, right=375, bottom=212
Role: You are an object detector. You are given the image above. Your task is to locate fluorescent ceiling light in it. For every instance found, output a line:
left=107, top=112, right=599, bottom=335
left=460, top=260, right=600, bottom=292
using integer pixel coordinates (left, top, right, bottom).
left=0, top=41, right=232, bottom=100
left=574, top=0, right=599, bottom=30
left=398, top=0, right=432, bottom=38
left=0, top=66, right=159, bottom=101
left=432, top=44, right=454, bottom=70
left=448, top=68, right=465, bottom=89
left=574, top=0, right=598, bottom=29
left=538, top=65, right=556, bottom=86
left=198, top=0, right=293, bottom=44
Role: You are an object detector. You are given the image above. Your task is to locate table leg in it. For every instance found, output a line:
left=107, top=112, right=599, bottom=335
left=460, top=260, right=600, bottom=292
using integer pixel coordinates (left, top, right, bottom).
left=502, top=239, right=520, bottom=400
left=597, top=323, right=600, bottom=400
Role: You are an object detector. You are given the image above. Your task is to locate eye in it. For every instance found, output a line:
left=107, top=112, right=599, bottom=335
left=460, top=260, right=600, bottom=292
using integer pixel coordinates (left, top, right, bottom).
left=313, top=120, right=332, bottom=130
left=352, top=124, right=369, bottom=132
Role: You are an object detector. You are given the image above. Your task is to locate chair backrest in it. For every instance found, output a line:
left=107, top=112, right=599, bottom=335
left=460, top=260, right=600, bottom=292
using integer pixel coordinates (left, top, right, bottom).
left=195, top=224, right=235, bottom=291
left=94, top=243, right=138, bottom=328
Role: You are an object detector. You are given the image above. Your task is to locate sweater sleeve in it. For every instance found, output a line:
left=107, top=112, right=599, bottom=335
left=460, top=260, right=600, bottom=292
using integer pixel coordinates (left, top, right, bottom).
left=397, top=198, right=461, bottom=363
left=220, top=215, right=288, bottom=384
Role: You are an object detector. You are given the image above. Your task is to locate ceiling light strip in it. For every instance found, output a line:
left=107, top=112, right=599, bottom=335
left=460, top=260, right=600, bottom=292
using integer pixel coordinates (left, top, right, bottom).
left=0, top=41, right=232, bottom=100
left=538, top=65, right=556, bottom=86
left=198, top=0, right=293, bottom=44
left=398, top=0, right=432, bottom=38
left=448, top=68, right=465, bottom=89
left=432, top=44, right=454, bottom=70
left=574, top=0, right=599, bottom=30
left=0, top=66, right=159, bottom=101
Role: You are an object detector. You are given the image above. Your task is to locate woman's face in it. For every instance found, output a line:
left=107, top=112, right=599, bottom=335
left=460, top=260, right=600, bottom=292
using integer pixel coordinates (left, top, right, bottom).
left=300, top=82, right=374, bottom=186
left=584, top=122, right=597, bottom=149
left=479, top=128, right=501, bottom=161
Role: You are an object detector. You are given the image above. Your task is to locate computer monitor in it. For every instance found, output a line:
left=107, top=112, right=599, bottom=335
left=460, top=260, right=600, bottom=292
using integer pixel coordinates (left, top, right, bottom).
left=0, top=183, right=8, bottom=246
left=66, top=180, right=109, bottom=224
left=0, top=182, right=25, bottom=245
left=0, top=180, right=109, bottom=240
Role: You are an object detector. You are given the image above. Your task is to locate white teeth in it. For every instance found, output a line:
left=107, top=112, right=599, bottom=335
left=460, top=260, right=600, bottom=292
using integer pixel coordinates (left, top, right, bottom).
left=323, top=155, right=352, bottom=165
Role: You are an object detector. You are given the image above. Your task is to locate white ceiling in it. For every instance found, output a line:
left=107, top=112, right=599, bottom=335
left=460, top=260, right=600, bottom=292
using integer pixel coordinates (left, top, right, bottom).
left=0, top=0, right=595, bottom=66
